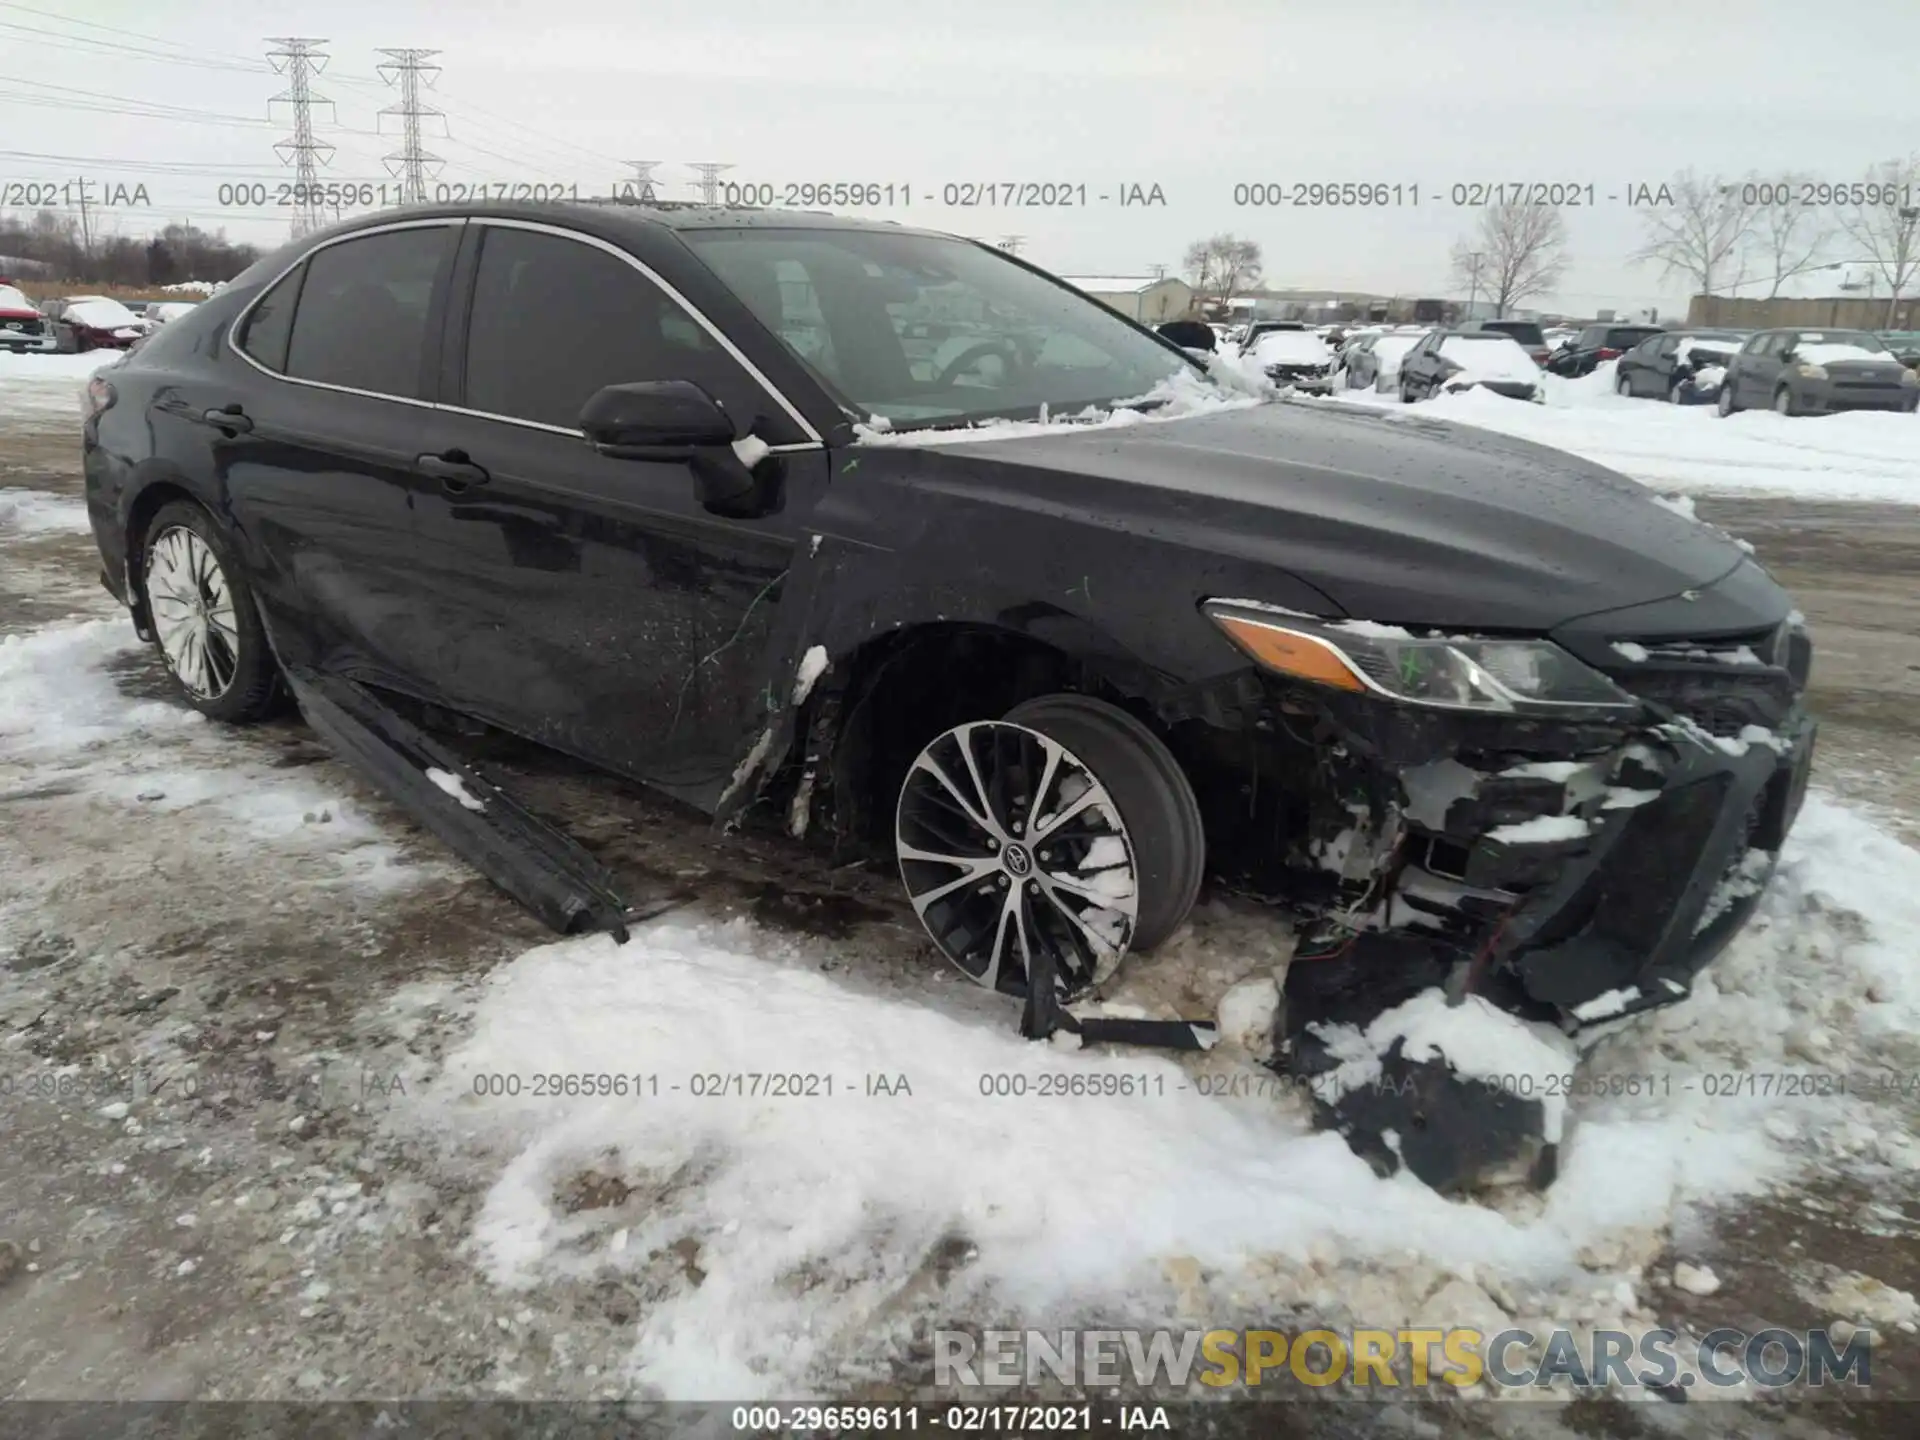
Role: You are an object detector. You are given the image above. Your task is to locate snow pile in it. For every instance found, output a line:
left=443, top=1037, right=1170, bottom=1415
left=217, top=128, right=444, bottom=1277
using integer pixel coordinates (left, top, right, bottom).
left=1337, top=364, right=1920, bottom=504
left=0, top=487, right=91, bottom=535
left=0, top=621, right=201, bottom=761
left=0, top=349, right=120, bottom=414
left=851, top=365, right=1268, bottom=448
left=398, top=792, right=1920, bottom=1397
left=162, top=280, right=219, bottom=295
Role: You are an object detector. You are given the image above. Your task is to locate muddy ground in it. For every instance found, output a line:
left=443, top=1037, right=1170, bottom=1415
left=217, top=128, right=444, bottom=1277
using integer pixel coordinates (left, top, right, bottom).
left=2, top=401, right=1918, bottom=1436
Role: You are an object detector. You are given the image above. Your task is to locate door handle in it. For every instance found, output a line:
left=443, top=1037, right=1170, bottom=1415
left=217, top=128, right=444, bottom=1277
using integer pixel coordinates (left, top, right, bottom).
left=202, top=405, right=253, bottom=434
left=417, top=451, right=491, bottom=491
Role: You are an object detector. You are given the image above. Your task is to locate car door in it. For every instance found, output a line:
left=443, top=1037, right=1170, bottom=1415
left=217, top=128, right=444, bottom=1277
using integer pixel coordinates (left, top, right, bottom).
left=1739, top=332, right=1785, bottom=404
left=410, top=218, right=826, bottom=805
left=1637, top=335, right=1678, bottom=396
left=213, top=219, right=461, bottom=687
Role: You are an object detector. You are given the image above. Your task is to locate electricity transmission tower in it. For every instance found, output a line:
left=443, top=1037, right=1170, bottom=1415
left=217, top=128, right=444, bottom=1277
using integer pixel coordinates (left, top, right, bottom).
left=688, top=163, right=732, bottom=205
left=620, top=160, right=661, bottom=203
left=376, top=48, right=446, bottom=204
left=998, top=235, right=1025, bottom=254
left=265, top=37, right=335, bottom=239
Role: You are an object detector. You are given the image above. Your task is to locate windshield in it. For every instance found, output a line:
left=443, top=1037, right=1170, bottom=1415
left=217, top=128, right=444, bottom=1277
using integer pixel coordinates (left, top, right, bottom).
left=1794, top=331, right=1890, bottom=357
left=683, top=228, right=1195, bottom=429
left=1485, top=322, right=1545, bottom=345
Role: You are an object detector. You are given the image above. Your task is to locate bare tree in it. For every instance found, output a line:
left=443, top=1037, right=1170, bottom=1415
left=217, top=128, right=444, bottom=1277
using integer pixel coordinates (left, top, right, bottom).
left=1739, top=173, right=1837, bottom=297
left=1183, top=234, right=1263, bottom=308
left=1447, top=204, right=1566, bottom=316
left=1631, top=169, right=1756, bottom=298
left=1834, top=154, right=1920, bottom=326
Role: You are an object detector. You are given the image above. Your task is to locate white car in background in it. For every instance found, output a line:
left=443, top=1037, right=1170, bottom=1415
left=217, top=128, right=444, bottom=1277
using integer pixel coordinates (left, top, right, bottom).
left=146, top=300, right=202, bottom=327
left=1244, top=326, right=1338, bottom=393
left=1398, top=329, right=1547, bottom=402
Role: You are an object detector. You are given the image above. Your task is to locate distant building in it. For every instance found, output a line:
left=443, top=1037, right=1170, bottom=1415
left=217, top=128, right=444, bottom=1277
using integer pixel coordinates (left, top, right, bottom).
left=1058, top=275, right=1194, bottom=324
left=1690, top=261, right=1920, bottom=329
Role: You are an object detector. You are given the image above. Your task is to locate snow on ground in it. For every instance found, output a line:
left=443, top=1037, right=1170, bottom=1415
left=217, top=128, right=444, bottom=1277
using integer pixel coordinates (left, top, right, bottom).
left=0, top=487, right=90, bottom=535
left=0, top=350, right=119, bottom=414
left=1332, top=361, right=1920, bottom=505
left=388, top=785, right=1920, bottom=1398
left=0, top=620, right=431, bottom=897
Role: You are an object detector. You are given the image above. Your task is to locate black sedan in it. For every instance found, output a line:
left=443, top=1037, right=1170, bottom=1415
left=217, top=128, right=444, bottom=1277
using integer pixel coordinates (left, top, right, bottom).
left=78, top=204, right=1817, bottom=1191
left=1546, top=322, right=1666, bottom=377
left=1717, top=328, right=1920, bottom=416
left=1613, top=330, right=1746, bottom=404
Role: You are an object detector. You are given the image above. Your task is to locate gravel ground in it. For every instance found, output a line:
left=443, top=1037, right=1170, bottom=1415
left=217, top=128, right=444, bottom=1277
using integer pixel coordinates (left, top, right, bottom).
left=3, top=392, right=1917, bottom=1436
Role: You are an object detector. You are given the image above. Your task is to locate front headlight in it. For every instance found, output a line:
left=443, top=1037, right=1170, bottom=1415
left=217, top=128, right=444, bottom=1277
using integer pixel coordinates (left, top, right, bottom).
left=1202, top=603, right=1643, bottom=715
left=1900, top=368, right=1917, bottom=386
left=1795, top=363, right=1827, bottom=379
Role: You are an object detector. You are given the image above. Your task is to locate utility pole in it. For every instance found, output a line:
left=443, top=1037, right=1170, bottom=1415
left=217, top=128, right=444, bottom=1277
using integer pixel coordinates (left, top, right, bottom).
left=620, top=160, right=661, bottom=203
left=376, top=48, right=446, bottom=205
left=265, top=37, right=335, bottom=240
left=1465, top=250, right=1485, bottom=319
left=73, top=177, right=94, bottom=258
left=1148, top=262, right=1167, bottom=280
left=688, top=163, right=733, bottom=205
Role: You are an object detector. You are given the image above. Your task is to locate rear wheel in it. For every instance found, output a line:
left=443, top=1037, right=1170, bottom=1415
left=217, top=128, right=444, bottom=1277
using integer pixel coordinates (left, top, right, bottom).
left=894, top=695, right=1204, bottom=1001
left=140, top=501, right=279, bottom=722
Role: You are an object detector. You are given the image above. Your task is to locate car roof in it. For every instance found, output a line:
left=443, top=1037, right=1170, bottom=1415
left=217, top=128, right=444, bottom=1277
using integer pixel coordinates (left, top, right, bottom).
left=312, top=199, right=954, bottom=243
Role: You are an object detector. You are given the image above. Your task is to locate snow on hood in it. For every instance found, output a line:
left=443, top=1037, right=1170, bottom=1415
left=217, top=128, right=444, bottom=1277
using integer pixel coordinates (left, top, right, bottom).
left=1438, top=335, right=1541, bottom=383
left=1674, top=337, right=1738, bottom=365
left=1248, top=330, right=1333, bottom=366
left=852, top=362, right=1271, bottom=447
left=1797, top=341, right=1893, bottom=365
left=64, top=298, right=138, bottom=329
left=0, top=284, right=37, bottom=316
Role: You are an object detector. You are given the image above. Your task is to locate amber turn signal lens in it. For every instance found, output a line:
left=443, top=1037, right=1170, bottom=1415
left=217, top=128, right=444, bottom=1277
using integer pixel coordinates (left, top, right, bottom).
left=1210, top=614, right=1366, bottom=692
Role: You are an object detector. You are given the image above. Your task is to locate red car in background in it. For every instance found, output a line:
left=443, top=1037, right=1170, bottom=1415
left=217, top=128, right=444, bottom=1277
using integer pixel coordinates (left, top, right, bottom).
left=0, top=279, right=57, bottom=353
left=42, top=295, right=148, bottom=352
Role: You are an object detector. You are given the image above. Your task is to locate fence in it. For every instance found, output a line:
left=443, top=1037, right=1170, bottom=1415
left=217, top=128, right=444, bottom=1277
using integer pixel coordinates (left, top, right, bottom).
left=1687, top=293, right=1920, bottom=330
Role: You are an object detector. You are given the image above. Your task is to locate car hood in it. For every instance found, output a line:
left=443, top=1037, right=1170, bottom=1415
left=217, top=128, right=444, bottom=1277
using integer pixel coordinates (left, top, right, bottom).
left=916, top=400, right=1753, bottom=631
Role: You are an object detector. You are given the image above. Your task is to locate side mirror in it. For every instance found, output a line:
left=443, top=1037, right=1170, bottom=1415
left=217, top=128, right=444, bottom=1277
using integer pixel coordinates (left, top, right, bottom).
left=579, top=380, right=735, bottom=458
left=578, top=380, right=765, bottom=513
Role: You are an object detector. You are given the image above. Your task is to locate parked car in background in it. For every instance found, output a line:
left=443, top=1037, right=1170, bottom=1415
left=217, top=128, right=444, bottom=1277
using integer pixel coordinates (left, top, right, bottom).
left=1398, top=329, right=1545, bottom=402
left=1546, top=323, right=1666, bottom=377
left=147, top=300, right=202, bottom=327
left=0, top=281, right=56, bottom=353
left=1718, top=328, right=1920, bottom=416
left=1470, top=319, right=1551, bottom=367
left=1875, top=332, right=1920, bottom=369
left=1244, top=326, right=1337, bottom=392
left=1543, top=326, right=1578, bottom=351
left=1237, top=319, right=1308, bottom=351
left=44, top=296, right=147, bottom=352
left=1338, top=329, right=1426, bottom=391
left=1613, top=329, right=1747, bottom=404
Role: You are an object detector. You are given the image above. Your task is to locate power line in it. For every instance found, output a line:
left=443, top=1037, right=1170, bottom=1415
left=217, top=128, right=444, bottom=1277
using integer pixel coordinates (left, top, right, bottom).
left=265, top=38, right=335, bottom=239
left=0, top=19, right=271, bottom=73
left=375, top=49, right=445, bottom=205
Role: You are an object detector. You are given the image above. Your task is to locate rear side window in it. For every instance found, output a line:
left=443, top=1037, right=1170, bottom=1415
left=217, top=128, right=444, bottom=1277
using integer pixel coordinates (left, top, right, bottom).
left=284, top=226, right=453, bottom=400
left=237, top=266, right=303, bottom=372
left=459, top=225, right=769, bottom=434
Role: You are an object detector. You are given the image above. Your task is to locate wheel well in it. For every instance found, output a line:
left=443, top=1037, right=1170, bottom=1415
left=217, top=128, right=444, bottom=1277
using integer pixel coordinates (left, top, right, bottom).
left=821, top=623, right=1155, bottom=849
left=124, top=481, right=200, bottom=616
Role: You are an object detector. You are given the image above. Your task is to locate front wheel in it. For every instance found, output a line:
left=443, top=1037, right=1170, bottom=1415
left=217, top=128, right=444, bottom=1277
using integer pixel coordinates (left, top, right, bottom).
left=140, top=501, right=280, bottom=722
left=1717, top=383, right=1740, bottom=417
left=894, top=696, right=1204, bottom=1001
left=1615, top=372, right=1634, bottom=397
left=1773, top=386, right=1799, bottom=417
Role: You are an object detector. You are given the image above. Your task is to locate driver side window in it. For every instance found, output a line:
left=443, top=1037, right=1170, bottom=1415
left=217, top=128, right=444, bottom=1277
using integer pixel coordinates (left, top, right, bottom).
left=459, top=224, right=775, bottom=435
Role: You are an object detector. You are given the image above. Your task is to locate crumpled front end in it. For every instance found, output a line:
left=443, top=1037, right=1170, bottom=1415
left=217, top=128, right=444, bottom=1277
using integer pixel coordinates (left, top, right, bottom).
left=1183, top=612, right=1815, bottom=1031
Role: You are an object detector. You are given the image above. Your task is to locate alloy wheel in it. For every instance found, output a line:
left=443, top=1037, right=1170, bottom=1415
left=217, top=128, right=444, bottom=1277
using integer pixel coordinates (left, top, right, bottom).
left=146, top=525, right=241, bottom=700
left=896, top=719, right=1138, bottom=998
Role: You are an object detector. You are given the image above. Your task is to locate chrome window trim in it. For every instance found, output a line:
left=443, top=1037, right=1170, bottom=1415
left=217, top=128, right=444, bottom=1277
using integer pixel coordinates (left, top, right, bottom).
left=224, top=216, right=467, bottom=404
left=433, top=401, right=824, bottom=453
left=465, top=216, right=824, bottom=444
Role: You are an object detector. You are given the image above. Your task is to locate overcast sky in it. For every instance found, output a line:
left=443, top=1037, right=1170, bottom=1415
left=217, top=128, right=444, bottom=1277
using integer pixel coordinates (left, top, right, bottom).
left=7, top=0, right=1917, bottom=314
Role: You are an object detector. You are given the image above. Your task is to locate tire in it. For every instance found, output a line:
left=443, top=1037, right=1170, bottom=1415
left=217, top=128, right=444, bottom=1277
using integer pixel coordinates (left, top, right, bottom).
left=1717, top=383, right=1739, bottom=417
left=1669, top=380, right=1688, bottom=405
left=1001, top=695, right=1205, bottom=953
left=893, top=696, right=1205, bottom=1000
left=138, top=500, right=280, bottom=723
left=1615, top=373, right=1634, bottom=397
left=1400, top=378, right=1415, bottom=403
left=1773, top=386, right=1798, bottom=417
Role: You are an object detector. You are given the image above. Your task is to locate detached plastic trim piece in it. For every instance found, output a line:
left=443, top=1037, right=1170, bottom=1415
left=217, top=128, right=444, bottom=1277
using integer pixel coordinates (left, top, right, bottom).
left=282, top=665, right=640, bottom=941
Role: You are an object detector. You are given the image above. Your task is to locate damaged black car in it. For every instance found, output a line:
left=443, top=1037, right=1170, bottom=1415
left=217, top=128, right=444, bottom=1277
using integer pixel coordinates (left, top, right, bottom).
left=80, top=203, right=1816, bottom=1189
